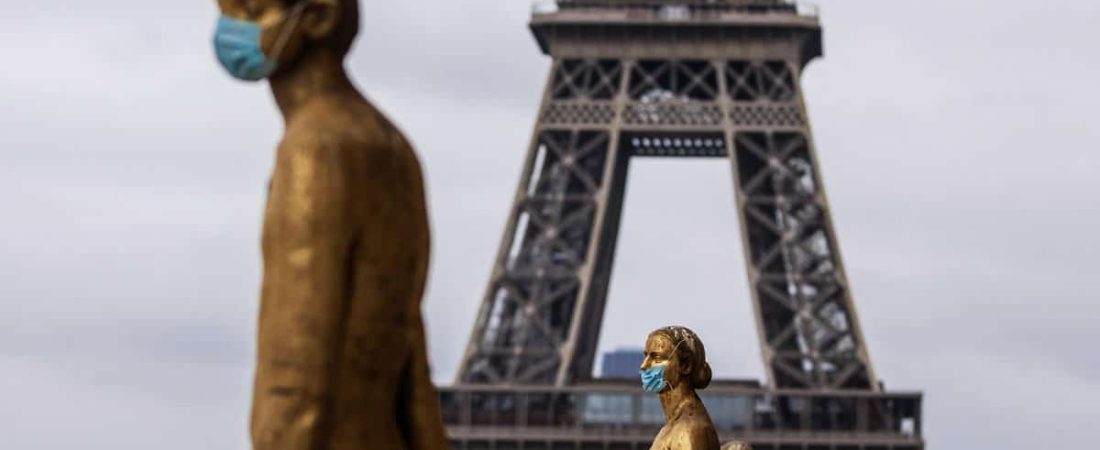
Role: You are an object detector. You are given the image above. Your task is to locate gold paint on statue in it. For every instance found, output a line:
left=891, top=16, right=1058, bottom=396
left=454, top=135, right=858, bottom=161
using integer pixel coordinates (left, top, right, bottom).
left=642, top=326, right=720, bottom=450
left=215, top=0, right=447, bottom=449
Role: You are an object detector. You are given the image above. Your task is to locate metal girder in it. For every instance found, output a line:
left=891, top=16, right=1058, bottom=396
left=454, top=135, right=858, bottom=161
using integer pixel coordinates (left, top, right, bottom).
left=459, top=125, right=616, bottom=385
left=731, top=130, right=877, bottom=389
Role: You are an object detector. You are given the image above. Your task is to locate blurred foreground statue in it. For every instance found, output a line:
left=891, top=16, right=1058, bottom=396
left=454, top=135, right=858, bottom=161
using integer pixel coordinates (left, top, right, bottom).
left=212, top=1, right=447, bottom=449
left=641, top=326, right=748, bottom=450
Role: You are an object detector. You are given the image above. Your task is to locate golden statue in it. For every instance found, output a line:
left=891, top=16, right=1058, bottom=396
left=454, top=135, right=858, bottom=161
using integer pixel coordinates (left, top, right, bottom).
left=212, top=0, right=447, bottom=448
left=640, top=326, right=720, bottom=450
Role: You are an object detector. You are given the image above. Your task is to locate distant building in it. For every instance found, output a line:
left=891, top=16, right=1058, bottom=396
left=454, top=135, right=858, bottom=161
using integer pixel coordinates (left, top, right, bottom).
left=599, top=348, right=644, bottom=378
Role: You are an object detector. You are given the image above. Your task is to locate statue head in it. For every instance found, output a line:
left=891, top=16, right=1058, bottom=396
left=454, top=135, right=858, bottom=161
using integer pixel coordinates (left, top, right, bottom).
left=641, top=325, right=713, bottom=393
left=214, top=0, right=359, bottom=81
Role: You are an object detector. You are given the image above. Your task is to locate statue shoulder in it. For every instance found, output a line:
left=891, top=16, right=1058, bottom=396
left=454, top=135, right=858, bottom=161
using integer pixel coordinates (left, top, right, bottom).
left=283, top=97, right=405, bottom=147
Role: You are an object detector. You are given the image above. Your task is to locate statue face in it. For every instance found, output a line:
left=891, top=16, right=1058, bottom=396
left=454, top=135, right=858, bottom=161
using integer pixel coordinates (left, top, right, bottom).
left=641, top=333, right=684, bottom=389
left=216, top=0, right=308, bottom=73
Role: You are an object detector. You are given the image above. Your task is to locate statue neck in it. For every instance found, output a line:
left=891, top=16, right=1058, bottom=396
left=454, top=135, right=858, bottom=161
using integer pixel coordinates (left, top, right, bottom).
left=269, top=48, right=359, bottom=124
left=659, top=382, right=698, bottom=422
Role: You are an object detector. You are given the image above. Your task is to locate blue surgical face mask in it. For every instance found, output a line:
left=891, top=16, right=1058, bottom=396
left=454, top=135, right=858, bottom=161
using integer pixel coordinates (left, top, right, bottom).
left=640, top=363, right=667, bottom=393
left=213, top=2, right=308, bottom=81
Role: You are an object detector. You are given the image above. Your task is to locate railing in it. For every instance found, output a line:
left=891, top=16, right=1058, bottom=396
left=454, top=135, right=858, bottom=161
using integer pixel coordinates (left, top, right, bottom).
left=439, top=384, right=921, bottom=438
left=531, top=0, right=820, bottom=18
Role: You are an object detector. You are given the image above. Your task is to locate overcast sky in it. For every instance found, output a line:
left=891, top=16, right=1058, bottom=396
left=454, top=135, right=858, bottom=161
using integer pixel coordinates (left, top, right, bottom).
left=2, top=0, right=1098, bottom=449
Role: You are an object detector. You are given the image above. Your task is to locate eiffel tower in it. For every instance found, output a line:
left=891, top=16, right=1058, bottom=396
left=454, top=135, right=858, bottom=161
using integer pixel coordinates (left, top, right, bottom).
left=438, top=1, right=924, bottom=449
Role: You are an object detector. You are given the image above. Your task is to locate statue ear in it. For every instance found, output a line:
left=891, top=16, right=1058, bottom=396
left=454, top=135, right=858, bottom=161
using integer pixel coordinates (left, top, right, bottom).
left=301, top=0, right=340, bottom=40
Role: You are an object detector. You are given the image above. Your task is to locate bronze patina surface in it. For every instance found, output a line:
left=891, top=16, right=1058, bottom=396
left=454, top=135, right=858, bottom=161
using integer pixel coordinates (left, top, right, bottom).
left=215, top=1, right=447, bottom=448
left=641, top=326, right=720, bottom=450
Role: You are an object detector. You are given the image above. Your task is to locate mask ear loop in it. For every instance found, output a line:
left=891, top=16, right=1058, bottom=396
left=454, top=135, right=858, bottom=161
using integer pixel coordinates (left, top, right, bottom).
left=667, top=337, right=686, bottom=363
left=267, top=1, right=311, bottom=61
left=667, top=335, right=696, bottom=369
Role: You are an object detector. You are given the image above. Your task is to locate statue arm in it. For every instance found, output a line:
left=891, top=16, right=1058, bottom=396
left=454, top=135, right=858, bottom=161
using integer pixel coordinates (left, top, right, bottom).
left=398, top=316, right=449, bottom=450
left=397, top=150, right=449, bottom=450
left=251, top=140, right=355, bottom=450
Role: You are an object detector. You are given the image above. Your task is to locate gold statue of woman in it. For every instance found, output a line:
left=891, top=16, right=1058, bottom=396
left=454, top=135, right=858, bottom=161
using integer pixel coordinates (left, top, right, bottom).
left=640, top=326, right=721, bottom=450
left=212, top=0, right=447, bottom=449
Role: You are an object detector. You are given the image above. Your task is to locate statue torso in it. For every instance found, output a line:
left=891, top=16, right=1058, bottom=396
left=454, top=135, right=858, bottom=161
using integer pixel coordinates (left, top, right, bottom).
left=253, top=96, right=432, bottom=448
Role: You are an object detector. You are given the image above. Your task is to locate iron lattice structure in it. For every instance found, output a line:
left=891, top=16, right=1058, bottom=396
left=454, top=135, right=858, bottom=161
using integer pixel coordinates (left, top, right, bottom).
left=444, top=1, right=923, bottom=449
